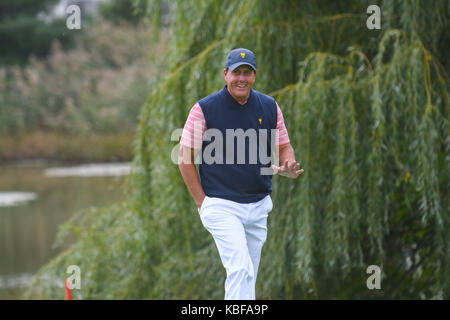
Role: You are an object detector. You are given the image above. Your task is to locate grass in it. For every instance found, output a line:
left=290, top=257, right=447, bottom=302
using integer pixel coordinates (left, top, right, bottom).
left=0, top=130, right=135, bottom=164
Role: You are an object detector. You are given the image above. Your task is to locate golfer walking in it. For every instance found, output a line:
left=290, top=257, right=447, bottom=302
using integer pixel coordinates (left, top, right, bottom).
left=178, top=48, right=303, bottom=300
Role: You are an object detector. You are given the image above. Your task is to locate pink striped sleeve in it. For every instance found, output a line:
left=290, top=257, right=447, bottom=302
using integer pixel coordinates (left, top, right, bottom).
left=276, top=103, right=290, bottom=145
left=179, top=102, right=206, bottom=149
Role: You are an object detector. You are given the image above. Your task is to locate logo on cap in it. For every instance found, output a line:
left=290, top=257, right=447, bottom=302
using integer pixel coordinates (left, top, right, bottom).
left=240, top=52, right=246, bottom=58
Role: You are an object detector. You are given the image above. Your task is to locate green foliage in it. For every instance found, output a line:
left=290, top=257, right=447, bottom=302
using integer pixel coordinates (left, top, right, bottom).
left=0, top=19, right=167, bottom=136
left=100, top=0, right=148, bottom=25
left=0, top=0, right=76, bottom=66
left=24, top=0, right=449, bottom=299
left=383, top=0, right=450, bottom=71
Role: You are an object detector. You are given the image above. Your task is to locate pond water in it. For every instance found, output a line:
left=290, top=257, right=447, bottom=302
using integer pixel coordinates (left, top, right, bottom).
left=0, top=161, right=131, bottom=299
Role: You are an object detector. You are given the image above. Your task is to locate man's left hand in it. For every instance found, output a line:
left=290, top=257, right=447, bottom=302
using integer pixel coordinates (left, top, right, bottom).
left=272, top=160, right=304, bottom=179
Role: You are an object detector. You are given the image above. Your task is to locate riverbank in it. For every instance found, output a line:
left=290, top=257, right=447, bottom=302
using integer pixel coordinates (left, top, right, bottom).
left=0, top=131, right=135, bottom=164
left=0, top=161, right=130, bottom=299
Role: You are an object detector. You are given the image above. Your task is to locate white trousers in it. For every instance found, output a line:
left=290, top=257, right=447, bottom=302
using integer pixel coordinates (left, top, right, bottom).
left=199, top=194, right=273, bottom=300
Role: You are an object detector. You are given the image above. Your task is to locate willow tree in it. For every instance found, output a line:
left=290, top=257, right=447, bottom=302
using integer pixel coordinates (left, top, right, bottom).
left=25, top=0, right=449, bottom=299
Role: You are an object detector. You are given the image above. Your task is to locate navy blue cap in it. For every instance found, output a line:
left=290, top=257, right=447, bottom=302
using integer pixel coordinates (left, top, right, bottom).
left=225, top=48, right=257, bottom=71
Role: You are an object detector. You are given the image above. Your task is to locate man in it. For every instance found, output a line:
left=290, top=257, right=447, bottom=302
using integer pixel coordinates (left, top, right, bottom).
left=178, top=48, right=303, bottom=300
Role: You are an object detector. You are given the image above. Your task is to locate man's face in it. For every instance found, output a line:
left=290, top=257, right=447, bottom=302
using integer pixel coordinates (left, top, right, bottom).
left=223, top=65, right=256, bottom=102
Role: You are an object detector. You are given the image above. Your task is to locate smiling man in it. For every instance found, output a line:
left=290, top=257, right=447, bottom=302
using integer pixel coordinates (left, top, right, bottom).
left=223, top=63, right=256, bottom=104
left=178, top=48, right=304, bottom=300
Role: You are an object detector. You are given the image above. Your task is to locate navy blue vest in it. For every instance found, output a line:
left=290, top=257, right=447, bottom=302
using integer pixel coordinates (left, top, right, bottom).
left=198, top=85, right=277, bottom=203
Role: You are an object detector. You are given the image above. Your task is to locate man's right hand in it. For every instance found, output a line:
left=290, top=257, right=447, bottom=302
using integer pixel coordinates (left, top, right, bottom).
left=197, top=194, right=206, bottom=210
left=178, top=145, right=207, bottom=212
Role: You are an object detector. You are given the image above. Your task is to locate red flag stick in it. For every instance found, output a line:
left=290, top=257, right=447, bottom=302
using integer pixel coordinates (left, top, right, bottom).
left=65, top=278, right=72, bottom=300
